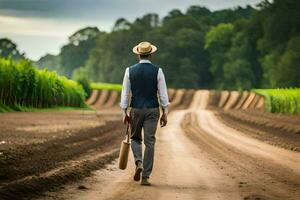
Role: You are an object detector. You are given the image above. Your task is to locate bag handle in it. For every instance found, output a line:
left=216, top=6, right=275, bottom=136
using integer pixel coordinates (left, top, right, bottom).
left=125, top=123, right=130, bottom=143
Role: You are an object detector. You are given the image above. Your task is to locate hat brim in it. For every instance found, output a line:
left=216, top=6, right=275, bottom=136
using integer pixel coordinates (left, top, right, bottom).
left=132, top=44, right=157, bottom=55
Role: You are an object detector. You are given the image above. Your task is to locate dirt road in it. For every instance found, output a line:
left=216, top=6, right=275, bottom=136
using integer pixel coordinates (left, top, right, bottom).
left=45, top=91, right=300, bottom=200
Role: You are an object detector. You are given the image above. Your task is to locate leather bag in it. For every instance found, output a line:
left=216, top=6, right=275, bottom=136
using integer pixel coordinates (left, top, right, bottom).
left=118, top=124, right=130, bottom=170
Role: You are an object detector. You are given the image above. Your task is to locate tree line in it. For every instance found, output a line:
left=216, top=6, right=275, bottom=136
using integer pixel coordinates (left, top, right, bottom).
left=1, top=0, right=299, bottom=90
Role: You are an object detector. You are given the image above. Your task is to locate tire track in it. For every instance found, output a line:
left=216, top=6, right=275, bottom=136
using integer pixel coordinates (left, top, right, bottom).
left=181, top=110, right=300, bottom=200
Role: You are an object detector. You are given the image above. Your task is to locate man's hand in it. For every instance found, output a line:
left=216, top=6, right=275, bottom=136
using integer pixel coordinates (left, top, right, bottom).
left=123, top=114, right=130, bottom=125
left=160, top=113, right=167, bottom=127
left=122, top=109, right=130, bottom=125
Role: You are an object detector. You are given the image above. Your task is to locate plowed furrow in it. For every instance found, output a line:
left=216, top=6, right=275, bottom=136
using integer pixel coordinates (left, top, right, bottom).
left=0, top=121, right=123, bottom=184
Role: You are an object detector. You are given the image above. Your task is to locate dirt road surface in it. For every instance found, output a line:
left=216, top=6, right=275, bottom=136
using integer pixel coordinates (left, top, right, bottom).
left=42, top=91, right=300, bottom=200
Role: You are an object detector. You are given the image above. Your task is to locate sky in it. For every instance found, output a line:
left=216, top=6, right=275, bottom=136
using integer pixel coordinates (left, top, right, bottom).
left=0, top=0, right=262, bottom=60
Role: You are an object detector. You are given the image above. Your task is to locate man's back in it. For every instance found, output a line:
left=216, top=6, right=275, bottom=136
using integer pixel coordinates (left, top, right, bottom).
left=129, top=62, right=159, bottom=109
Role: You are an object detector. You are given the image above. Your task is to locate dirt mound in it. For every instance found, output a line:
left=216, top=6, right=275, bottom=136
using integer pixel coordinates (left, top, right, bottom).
left=167, top=89, right=176, bottom=102
left=177, top=89, right=195, bottom=109
left=223, top=91, right=241, bottom=110
left=189, top=90, right=202, bottom=109
left=206, top=90, right=220, bottom=109
left=204, top=90, right=265, bottom=112
left=241, top=92, right=256, bottom=109
left=255, top=95, right=265, bottom=110
left=169, top=89, right=185, bottom=110
left=85, top=90, right=100, bottom=105
left=103, top=91, right=120, bottom=108
left=90, top=89, right=265, bottom=112
left=93, top=90, right=110, bottom=109
left=218, top=91, right=230, bottom=108
left=234, top=91, right=249, bottom=109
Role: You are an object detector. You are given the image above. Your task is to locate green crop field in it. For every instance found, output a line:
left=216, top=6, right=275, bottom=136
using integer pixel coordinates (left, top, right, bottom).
left=90, top=82, right=122, bottom=91
left=254, top=88, right=300, bottom=114
left=0, top=58, right=87, bottom=112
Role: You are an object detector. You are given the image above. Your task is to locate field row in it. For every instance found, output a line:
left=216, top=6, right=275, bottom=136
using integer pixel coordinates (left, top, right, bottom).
left=0, top=111, right=123, bottom=200
left=86, top=89, right=265, bottom=112
left=0, top=58, right=86, bottom=112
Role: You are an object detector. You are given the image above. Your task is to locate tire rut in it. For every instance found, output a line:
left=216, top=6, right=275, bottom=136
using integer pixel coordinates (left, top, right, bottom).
left=181, top=111, right=300, bottom=200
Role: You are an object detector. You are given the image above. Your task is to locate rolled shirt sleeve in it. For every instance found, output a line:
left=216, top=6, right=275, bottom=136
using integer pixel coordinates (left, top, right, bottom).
left=157, top=68, right=170, bottom=113
left=120, top=67, right=130, bottom=111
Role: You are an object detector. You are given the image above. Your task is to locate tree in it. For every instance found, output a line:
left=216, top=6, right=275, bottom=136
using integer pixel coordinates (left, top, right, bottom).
left=257, top=0, right=300, bottom=88
left=205, top=23, right=234, bottom=88
left=72, top=67, right=91, bottom=97
left=36, top=54, right=61, bottom=72
left=262, top=36, right=300, bottom=87
left=113, top=18, right=131, bottom=31
left=36, top=2, right=300, bottom=90
left=60, top=27, right=101, bottom=77
left=0, top=38, right=25, bottom=60
left=223, top=59, right=255, bottom=90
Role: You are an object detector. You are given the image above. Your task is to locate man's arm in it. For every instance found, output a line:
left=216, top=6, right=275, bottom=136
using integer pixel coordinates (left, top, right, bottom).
left=157, top=68, right=169, bottom=127
left=120, top=67, right=130, bottom=124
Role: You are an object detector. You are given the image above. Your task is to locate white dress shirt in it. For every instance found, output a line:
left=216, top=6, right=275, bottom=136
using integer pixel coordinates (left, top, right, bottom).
left=120, top=59, right=169, bottom=114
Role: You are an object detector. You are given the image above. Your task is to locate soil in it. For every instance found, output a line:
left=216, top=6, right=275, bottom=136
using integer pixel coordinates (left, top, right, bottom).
left=0, top=110, right=124, bottom=199
left=0, top=110, right=119, bottom=150
left=217, top=109, right=300, bottom=151
left=40, top=107, right=300, bottom=200
left=86, top=90, right=100, bottom=105
left=1, top=90, right=299, bottom=200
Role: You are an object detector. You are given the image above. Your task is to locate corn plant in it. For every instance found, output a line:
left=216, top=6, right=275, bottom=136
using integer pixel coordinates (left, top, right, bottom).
left=254, top=88, right=300, bottom=114
left=0, top=57, right=86, bottom=112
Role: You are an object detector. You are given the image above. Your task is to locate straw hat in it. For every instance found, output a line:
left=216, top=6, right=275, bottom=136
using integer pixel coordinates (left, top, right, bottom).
left=132, top=41, right=157, bottom=55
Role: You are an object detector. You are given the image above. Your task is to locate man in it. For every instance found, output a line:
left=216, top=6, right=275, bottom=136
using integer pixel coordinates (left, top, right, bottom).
left=120, top=41, right=169, bottom=186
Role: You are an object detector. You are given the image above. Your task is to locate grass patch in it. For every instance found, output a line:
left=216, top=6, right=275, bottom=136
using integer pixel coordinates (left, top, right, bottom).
left=90, top=82, right=122, bottom=91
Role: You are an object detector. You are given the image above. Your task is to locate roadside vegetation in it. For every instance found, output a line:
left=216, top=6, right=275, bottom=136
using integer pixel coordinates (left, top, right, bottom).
left=0, top=58, right=87, bottom=112
left=90, top=82, right=122, bottom=91
left=254, top=88, right=300, bottom=114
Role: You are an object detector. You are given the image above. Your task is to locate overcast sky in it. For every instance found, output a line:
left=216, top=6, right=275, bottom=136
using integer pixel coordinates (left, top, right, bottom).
left=0, top=0, right=262, bottom=60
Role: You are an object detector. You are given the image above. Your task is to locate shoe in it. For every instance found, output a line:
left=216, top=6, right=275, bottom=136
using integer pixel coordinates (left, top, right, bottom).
left=133, top=161, right=143, bottom=181
left=141, top=177, right=151, bottom=186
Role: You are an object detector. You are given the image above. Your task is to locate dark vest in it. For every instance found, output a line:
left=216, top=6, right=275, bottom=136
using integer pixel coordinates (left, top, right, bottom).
left=129, top=62, right=159, bottom=108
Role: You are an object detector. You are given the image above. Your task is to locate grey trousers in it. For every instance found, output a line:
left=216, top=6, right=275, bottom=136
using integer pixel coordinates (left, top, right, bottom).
left=130, top=107, right=160, bottom=178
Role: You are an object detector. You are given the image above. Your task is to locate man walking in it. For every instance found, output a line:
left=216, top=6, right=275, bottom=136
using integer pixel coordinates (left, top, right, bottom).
left=120, top=41, right=169, bottom=186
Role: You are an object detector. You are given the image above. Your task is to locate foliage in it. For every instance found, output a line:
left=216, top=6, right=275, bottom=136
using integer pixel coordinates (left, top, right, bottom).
left=34, top=28, right=102, bottom=77
left=90, top=82, right=122, bottom=91
left=35, top=54, right=61, bottom=72
left=31, top=5, right=255, bottom=89
left=20, top=1, right=300, bottom=90
left=59, top=27, right=102, bottom=77
left=254, top=88, right=300, bottom=114
left=205, top=23, right=234, bottom=88
left=82, top=6, right=253, bottom=89
left=257, top=0, right=300, bottom=88
left=0, top=57, right=86, bottom=112
left=72, top=67, right=92, bottom=97
left=0, top=38, right=25, bottom=60
left=261, top=36, right=300, bottom=87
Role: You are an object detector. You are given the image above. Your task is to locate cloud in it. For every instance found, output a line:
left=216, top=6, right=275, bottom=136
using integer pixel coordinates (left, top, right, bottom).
left=0, top=15, right=112, bottom=36
left=0, top=0, right=261, bottom=20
